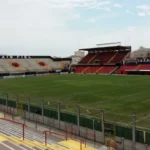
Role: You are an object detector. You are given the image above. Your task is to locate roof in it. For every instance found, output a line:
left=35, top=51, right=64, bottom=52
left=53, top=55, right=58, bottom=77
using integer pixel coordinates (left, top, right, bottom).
left=79, top=45, right=131, bottom=52
left=53, top=57, right=72, bottom=61
left=0, top=55, right=72, bottom=61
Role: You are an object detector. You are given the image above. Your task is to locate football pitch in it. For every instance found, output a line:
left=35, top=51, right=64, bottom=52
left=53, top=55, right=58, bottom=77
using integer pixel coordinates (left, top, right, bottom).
left=0, top=74, right=150, bottom=129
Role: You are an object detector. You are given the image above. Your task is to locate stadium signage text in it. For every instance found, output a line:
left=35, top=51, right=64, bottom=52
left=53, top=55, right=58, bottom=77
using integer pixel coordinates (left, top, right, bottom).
left=137, top=58, right=150, bottom=62
left=0, top=56, right=31, bottom=59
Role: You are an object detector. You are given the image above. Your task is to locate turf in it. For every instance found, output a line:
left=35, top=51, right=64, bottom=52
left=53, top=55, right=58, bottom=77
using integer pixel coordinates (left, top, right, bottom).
left=0, top=74, right=150, bottom=128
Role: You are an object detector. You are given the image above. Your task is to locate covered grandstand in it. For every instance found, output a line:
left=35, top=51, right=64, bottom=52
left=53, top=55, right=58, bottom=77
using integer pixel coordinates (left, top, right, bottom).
left=75, top=45, right=131, bottom=74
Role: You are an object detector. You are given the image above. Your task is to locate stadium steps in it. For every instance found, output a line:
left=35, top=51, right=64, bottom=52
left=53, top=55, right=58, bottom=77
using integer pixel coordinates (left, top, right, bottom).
left=25, top=59, right=41, bottom=72
left=88, top=54, right=97, bottom=63
left=1, top=130, right=50, bottom=150
left=61, top=61, right=65, bottom=69
left=0, top=119, right=68, bottom=150
left=15, top=59, right=33, bottom=72
left=8, top=59, right=24, bottom=72
left=60, top=140, right=95, bottom=150
left=135, top=64, right=141, bottom=70
left=1, top=131, right=68, bottom=150
left=107, top=52, right=118, bottom=63
left=0, top=59, right=19, bottom=73
left=0, top=121, right=47, bottom=143
left=110, top=66, right=119, bottom=75
left=0, top=65, right=7, bottom=73
left=0, top=133, right=36, bottom=150
left=82, top=67, right=90, bottom=73
left=18, top=66, right=24, bottom=72
left=35, top=59, right=51, bottom=71
left=95, top=67, right=103, bottom=74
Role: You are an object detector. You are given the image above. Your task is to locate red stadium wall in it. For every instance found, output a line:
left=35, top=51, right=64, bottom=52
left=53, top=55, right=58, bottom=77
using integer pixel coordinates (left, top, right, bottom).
left=75, top=66, right=117, bottom=74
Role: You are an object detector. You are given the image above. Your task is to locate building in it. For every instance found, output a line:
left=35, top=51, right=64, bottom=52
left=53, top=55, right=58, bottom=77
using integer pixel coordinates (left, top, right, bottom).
left=71, top=51, right=85, bottom=65
left=131, top=46, right=150, bottom=58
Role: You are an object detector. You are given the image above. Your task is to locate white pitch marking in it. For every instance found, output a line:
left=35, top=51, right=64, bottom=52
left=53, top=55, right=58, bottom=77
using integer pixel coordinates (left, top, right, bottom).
left=0, top=142, right=15, bottom=150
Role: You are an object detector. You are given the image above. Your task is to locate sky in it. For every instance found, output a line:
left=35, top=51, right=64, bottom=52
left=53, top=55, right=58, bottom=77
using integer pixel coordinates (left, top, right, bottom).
left=0, top=0, right=150, bottom=57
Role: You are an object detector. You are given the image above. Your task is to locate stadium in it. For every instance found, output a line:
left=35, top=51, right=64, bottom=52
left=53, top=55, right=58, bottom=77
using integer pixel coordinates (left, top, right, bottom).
left=0, top=42, right=150, bottom=150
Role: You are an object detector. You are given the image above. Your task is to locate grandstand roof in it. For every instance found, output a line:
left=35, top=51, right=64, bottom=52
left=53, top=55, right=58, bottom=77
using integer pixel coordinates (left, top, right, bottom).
left=0, top=55, right=71, bottom=61
left=79, top=45, right=131, bottom=52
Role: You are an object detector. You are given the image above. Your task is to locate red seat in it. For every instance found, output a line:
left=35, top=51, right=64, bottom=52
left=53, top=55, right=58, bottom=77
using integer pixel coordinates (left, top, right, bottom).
left=39, top=62, right=46, bottom=66
left=75, top=66, right=116, bottom=74
left=80, top=51, right=129, bottom=64
left=12, top=62, right=19, bottom=67
left=80, top=53, right=95, bottom=63
left=116, top=65, right=138, bottom=74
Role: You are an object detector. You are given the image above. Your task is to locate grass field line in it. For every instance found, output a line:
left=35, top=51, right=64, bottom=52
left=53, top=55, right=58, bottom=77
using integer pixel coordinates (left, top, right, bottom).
left=78, top=91, right=150, bottom=117
left=114, top=113, right=150, bottom=127
left=136, top=114, right=150, bottom=123
left=81, top=92, right=144, bottom=109
left=106, top=95, right=150, bottom=115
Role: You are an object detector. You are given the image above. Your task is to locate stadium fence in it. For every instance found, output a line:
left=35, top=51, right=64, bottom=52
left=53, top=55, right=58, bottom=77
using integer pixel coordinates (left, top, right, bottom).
left=0, top=92, right=149, bottom=147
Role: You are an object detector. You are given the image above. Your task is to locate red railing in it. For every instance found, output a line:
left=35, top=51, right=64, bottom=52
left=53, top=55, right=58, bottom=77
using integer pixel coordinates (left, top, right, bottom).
left=43, top=130, right=86, bottom=150
left=84, top=130, right=96, bottom=147
left=66, top=126, right=77, bottom=140
left=0, top=118, right=26, bottom=140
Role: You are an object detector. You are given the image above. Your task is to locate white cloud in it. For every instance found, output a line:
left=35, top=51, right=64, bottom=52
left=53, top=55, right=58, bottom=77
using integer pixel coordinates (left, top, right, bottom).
left=67, top=11, right=81, bottom=20
left=136, top=5, right=150, bottom=17
left=0, top=0, right=150, bottom=56
left=113, top=3, right=122, bottom=8
left=138, top=12, right=146, bottom=17
left=126, top=9, right=135, bottom=15
left=102, top=7, right=111, bottom=12
left=127, top=27, right=136, bottom=32
left=49, top=0, right=112, bottom=9
left=137, top=5, right=150, bottom=10
left=79, top=26, right=150, bottom=51
left=86, top=18, right=96, bottom=23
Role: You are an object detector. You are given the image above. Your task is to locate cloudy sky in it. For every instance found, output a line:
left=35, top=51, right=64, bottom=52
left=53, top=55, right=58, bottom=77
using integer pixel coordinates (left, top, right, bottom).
left=0, top=0, right=150, bottom=57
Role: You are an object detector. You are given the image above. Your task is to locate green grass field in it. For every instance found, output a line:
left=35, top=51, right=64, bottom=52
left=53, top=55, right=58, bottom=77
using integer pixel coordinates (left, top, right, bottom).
left=0, top=74, right=150, bottom=129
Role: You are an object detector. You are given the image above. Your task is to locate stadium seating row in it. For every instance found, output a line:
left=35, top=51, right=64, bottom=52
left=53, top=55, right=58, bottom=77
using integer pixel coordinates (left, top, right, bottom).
left=117, top=64, right=150, bottom=74
left=0, top=118, right=95, bottom=150
left=80, top=51, right=128, bottom=64
left=75, top=64, right=150, bottom=75
left=75, top=66, right=117, bottom=74
left=0, top=58, right=64, bottom=73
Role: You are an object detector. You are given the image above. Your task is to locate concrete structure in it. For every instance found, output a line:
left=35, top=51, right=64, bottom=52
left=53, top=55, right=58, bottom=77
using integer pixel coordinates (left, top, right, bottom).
left=71, top=51, right=85, bottom=65
left=0, top=56, right=71, bottom=74
left=131, top=46, right=150, bottom=58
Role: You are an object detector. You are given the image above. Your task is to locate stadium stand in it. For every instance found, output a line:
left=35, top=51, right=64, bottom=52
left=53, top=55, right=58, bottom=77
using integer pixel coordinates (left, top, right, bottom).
left=0, top=56, right=71, bottom=76
left=0, top=117, right=95, bottom=150
left=116, top=57, right=150, bottom=75
left=0, top=59, right=20, bottom=73
left=75, top=66, right=117, bottom=74
left=75, top=45, right=131, bottom=74
left=80, top=53, right=96, bottom=64
left=116, top=65, right=138, bottom=74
